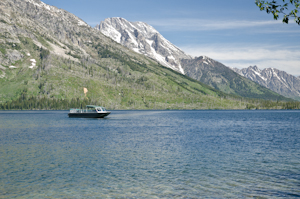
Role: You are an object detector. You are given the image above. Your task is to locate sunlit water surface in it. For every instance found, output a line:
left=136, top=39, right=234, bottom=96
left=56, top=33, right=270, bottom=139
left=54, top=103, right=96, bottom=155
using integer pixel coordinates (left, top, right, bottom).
left=0, top=110, right=299, bottom=198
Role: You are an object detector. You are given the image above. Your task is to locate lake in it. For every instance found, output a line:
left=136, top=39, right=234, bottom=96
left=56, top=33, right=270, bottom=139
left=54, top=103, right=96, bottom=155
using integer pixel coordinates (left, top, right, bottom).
left=0, top=110, right=299, bottom=198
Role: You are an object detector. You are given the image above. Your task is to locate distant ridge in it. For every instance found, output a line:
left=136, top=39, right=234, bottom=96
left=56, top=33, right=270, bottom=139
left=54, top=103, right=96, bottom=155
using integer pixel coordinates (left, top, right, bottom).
left=232, top=66, right=300, bottom=101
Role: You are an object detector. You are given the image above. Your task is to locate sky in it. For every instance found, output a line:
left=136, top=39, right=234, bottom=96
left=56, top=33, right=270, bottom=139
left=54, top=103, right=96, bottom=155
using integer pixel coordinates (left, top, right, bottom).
left=42, top=0, right=300, bottom=76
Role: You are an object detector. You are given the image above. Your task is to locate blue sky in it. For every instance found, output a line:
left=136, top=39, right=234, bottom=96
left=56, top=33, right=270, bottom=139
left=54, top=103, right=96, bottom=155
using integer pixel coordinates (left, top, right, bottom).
left=42, top=0, right=300, bottom=76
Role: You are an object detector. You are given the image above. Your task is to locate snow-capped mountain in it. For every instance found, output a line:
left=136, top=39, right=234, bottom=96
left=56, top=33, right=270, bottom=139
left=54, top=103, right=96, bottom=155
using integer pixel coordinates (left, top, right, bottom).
left=95, top=17, right=293, bottom=100
left=95, top=17, right=191, bottom=74
left=233, top=66, right=300, bottom=100
left=179, top=56, right=285, bottom=99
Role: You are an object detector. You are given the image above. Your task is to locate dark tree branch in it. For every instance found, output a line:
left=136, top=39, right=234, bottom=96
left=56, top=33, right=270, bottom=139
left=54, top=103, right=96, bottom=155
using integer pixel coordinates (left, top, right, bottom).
left=255, top=0, right=300, bottom=25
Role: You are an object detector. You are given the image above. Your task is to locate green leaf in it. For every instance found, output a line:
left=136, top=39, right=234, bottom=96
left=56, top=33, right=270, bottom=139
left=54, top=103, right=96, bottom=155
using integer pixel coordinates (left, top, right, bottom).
left=283, top=15, right=289, bottom=23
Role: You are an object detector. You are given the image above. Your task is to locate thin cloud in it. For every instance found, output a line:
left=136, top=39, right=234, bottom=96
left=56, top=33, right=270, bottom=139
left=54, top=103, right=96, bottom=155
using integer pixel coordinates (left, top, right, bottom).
left=147, top=18, right=283, bottom=31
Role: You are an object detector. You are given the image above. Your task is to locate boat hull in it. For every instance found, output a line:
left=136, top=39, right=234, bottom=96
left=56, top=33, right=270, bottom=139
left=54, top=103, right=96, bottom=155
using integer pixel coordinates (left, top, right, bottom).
left=68, top=112, right=111, bottom=118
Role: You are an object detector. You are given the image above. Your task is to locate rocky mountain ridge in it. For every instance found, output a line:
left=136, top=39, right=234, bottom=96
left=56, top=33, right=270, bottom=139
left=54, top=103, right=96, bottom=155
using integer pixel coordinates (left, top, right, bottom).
left=232, top=66, right=300, bottom=100
left=96, top=17, right=191, bottom=74
left=179, top=56, right=288, bottom=100
left=0, top=0, right=93, bottom=66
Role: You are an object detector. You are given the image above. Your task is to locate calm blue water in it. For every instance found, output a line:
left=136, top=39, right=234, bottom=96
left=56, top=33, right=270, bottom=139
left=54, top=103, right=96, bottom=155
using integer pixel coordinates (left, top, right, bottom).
left=0, top=110, right=300, bottom=198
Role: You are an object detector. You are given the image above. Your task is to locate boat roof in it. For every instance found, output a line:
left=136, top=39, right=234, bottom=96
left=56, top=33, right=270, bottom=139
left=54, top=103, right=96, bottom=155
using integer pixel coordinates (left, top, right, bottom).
left=86, top=105, right=105, bottom=109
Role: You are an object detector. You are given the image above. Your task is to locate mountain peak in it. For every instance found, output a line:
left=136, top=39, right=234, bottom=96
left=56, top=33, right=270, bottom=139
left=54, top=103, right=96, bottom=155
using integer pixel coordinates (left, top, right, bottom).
left=22, top=0, right=89, bottom=27
left=249, top=65, right=260, bottom=72
left=233, top=66, right=300, bottom=100
left=96, top=17, right=190, bottom=74
left=24, top=0, right=56, bottom=12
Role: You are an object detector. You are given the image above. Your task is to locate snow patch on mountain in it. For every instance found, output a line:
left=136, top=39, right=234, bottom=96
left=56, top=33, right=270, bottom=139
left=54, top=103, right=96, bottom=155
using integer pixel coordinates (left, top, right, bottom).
left=251, top=67, right=267, bottom=81
left=78, top=20, right=88, bottom=26
left=96, top=17, right=190, bottom=74
left=233, top=66, right=300, bottom=100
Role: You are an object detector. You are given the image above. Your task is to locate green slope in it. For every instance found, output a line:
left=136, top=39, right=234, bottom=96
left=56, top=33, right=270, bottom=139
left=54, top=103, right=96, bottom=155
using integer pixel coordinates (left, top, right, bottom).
left=0, top=34, right=247, bottom=110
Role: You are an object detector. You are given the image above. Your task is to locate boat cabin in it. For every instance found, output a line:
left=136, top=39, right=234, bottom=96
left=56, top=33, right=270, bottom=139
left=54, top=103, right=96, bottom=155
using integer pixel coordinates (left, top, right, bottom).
left=87, top=105, right=107, bottom=113
left=69, top=105, right=108, bottom=113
